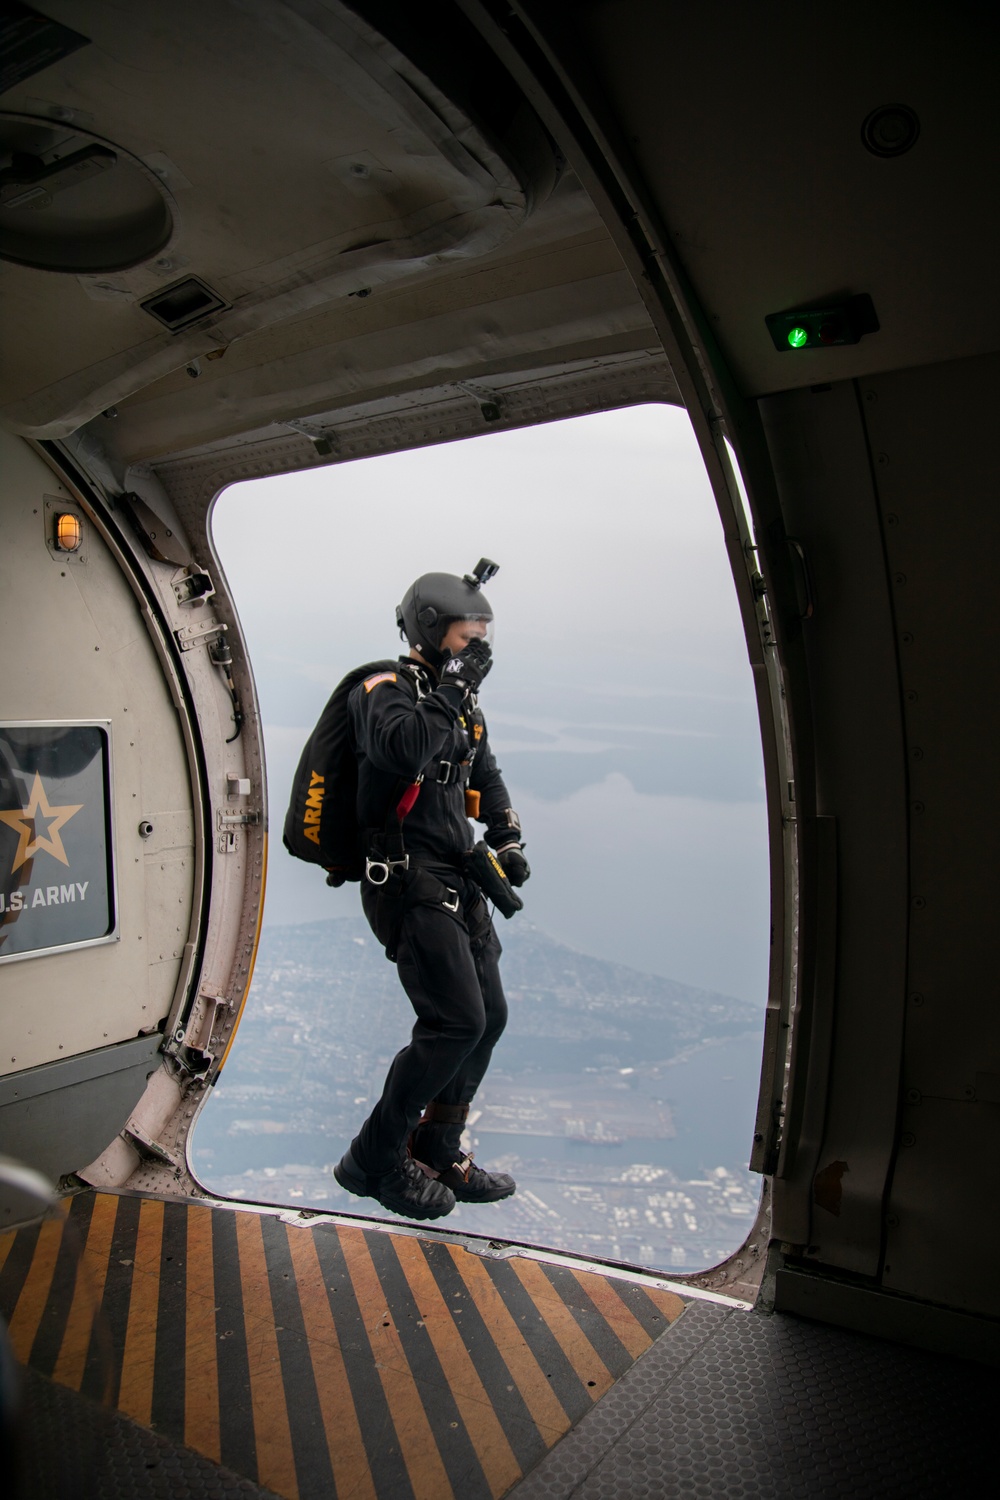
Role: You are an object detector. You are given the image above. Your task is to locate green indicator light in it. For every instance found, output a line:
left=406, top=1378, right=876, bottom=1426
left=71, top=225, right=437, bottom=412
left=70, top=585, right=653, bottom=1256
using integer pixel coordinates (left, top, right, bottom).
left=788, top=326, right=809, bottom=349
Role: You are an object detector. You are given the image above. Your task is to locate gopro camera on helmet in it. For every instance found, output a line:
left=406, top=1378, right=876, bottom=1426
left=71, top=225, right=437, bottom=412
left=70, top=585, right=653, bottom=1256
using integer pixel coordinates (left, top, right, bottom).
left=397, top=560, right=499, bottom=668
left=464, top=558, right=499, bottom=589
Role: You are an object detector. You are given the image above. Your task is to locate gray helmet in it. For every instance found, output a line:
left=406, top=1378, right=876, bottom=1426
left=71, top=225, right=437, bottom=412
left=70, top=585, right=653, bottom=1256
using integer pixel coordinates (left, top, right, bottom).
left=397, top=559, right=497, bottom=667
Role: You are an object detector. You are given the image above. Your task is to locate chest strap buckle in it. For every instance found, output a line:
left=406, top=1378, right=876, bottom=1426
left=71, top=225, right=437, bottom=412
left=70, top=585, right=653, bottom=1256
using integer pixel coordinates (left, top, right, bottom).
left=434, top=759, right=471, bottom=786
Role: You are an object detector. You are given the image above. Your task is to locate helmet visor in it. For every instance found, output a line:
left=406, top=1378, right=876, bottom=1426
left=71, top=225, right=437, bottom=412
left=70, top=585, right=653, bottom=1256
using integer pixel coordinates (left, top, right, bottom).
left=439, top=614, right=495, bottom=652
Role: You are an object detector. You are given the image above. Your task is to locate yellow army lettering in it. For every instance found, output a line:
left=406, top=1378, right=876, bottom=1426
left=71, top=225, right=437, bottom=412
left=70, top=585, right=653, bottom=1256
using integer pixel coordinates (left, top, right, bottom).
left=303, top=770, right=324, bottom=844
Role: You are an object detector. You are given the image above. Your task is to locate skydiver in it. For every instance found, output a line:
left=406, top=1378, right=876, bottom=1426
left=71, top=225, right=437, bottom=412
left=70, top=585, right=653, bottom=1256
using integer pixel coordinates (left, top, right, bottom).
left=334, top=564, right=530, bottom=1219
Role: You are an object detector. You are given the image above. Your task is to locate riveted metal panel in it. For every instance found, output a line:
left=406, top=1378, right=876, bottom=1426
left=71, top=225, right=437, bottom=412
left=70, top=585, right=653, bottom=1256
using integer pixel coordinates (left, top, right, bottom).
left=759, top=382, right=908, bottom=1272
left=860, top=352, right=1000, bottom=1316
left=0, top=431, right=196, bottom=1075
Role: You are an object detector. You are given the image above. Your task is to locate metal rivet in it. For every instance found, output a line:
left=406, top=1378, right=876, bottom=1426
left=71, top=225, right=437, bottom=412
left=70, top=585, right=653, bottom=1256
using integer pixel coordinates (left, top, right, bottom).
left=912, top=896, right=926, bottom=909
left=910, top=993, right=924, bottom=1006
left=900, top=1132, right=916, bottom=1147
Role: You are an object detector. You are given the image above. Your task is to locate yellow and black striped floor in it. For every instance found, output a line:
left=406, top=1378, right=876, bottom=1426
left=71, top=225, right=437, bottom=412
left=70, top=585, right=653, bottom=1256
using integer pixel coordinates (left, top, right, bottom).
left=1, top=1190, right=687, bottom=1499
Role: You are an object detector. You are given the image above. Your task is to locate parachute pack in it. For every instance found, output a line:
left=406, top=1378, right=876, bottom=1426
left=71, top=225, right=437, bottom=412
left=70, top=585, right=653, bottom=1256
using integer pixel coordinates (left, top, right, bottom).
left=283, top=659, right=418, bottom=882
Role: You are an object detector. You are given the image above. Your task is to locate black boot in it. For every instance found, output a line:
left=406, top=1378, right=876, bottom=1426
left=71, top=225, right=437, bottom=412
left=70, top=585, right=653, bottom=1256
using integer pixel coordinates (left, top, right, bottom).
left=409, top=1102, right=516, bottom=1204
left=423, top=1154, right=516, bottom=1203
left=334, top=1147, right=455, bottom=1220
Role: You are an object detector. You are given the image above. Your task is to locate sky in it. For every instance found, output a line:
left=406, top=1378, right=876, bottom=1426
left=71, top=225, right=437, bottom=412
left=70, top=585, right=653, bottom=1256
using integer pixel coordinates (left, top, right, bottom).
left=211, top=403, right=770, bottom=1003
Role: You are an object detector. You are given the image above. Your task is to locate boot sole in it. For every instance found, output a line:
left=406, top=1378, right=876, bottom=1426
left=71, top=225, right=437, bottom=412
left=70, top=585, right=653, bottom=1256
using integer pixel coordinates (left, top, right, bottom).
left=334, top=1161, right=455, bottom=1220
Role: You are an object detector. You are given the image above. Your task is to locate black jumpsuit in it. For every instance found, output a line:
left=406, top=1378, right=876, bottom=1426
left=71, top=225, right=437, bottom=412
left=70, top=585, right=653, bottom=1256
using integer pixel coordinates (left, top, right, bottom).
left=348, top=658, right=515, bottom=1175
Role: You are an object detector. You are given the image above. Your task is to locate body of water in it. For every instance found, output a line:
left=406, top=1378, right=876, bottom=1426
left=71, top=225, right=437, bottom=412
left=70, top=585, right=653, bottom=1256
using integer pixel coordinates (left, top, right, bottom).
left=480, top=1030, right=763, bottom=1177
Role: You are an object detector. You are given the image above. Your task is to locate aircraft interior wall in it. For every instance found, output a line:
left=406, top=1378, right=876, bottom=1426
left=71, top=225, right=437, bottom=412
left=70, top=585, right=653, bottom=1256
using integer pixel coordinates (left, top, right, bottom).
left=0, top=426, right=269, bottom=1206
left=762, top=351, right=1000, bottom=1321
left=0, top=431, right=196, bottom=1177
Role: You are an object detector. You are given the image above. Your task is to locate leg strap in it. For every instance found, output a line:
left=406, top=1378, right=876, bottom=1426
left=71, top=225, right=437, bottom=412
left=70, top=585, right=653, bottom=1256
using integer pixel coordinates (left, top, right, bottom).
left=409, top=1153, right=474, bottom=1188
left=438, top=1156, right=474, bottom=1189
left=419, top=1101, right=469, bottom=1126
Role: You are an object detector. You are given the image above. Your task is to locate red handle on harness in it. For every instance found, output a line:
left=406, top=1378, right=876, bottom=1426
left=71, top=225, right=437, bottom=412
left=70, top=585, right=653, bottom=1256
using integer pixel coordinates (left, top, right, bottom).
left=396, top=781, right=421, bottom=820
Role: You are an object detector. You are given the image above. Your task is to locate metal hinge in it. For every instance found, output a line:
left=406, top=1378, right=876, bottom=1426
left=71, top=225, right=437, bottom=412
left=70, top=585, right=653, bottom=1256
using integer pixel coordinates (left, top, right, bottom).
left=217, top=807, right=260, bottom=854
left=283, top=418, right=339, bottom=456
left=123, top=1121, right=178, bottom=1168
left=457, top=380, right=503, bottom=423
left=217, top=808, right=260, bottom=827
left=172, top=566, right=215, bottom=606
left=175, top=618, right=227, bottom=652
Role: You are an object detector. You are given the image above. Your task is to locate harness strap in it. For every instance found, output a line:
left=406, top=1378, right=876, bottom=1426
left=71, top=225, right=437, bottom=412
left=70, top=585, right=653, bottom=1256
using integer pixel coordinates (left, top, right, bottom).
left=418, top=1101, right=469, bottom=1126
left=369, top=656, right=470, bottom=873
left=409, top=1154, right=475, bottom=1187
left=432, top=759, right=472, bottom=786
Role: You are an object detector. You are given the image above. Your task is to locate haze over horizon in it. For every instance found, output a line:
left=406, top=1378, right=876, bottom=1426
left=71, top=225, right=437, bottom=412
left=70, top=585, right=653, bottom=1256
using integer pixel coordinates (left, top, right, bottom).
left=212, top=404, right=769, bottom=1003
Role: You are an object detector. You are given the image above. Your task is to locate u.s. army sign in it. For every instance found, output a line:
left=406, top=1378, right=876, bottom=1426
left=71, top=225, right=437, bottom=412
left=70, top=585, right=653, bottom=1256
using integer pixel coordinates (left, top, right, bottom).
left=0, top=723, right=117, bottom=962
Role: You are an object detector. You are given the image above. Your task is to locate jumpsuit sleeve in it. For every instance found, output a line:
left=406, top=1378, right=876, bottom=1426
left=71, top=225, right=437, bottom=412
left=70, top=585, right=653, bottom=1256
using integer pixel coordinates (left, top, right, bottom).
left=469, top=721, right=522, bottom=850
left=350, top=674, right=462, bottom=780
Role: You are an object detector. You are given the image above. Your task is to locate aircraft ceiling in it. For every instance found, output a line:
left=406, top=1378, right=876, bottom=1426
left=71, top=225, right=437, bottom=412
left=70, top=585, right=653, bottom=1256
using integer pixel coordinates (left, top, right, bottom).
left=582, top=0, right=1000, bottom=391
left=3, top=2, right=995, bottom=488
left=0, top=0, right=667, bottom=474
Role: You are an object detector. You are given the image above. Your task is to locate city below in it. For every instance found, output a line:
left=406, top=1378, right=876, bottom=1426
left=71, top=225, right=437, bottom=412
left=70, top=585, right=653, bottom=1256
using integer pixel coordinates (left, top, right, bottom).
left=193, top=917, right=765, bottom=1274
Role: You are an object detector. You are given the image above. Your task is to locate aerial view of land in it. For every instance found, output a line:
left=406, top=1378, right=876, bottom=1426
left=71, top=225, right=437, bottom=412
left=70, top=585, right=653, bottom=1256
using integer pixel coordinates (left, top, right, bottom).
left=193, top=917, right=765, bottom=1273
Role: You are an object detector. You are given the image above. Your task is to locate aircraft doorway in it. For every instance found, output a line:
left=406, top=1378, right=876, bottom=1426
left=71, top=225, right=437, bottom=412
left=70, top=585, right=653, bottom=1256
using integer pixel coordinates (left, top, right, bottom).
left=193, top=404, right=769, bottom=1275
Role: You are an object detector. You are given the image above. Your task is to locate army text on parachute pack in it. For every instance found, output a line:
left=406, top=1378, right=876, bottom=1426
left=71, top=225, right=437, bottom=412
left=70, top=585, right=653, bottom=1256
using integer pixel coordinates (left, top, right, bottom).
left=282, top=658, right=419, bottom=883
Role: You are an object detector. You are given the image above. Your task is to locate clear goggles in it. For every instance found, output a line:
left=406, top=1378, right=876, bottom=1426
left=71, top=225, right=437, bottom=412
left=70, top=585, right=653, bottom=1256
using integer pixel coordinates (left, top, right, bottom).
left=440, top=615, right=494, bottom=648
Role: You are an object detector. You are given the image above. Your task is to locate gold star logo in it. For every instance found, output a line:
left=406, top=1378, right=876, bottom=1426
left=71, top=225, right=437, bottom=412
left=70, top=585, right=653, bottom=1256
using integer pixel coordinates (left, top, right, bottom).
left=0, top=772, right=83, bottom=872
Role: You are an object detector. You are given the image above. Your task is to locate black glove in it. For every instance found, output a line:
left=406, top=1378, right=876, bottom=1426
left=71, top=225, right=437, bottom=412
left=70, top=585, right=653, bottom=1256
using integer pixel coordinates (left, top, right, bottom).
left=497, top=844, right=530, bottom=886
left=440, top=637, right=492, bottom=694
